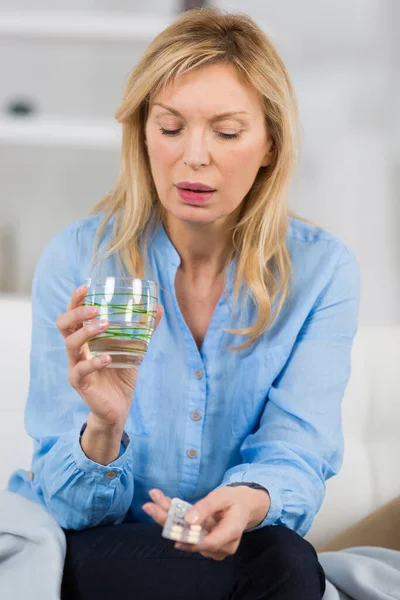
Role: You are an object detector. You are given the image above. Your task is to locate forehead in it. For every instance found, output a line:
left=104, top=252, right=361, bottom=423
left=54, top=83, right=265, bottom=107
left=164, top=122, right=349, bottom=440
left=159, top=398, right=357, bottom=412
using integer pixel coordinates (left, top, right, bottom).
left=151, top=63, right=263, bottom=117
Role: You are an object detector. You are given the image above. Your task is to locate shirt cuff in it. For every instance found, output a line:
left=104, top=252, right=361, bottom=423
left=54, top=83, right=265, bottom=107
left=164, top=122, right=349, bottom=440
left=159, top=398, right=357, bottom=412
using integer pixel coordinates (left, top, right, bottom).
left=73, top=422, right=132, bottom=483
left=218, top=471, right=283, bottom=531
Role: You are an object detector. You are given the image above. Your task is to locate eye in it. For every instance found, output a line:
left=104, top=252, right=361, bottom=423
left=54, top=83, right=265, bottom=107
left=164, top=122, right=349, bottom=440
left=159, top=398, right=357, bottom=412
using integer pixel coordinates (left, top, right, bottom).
left=159, top=127, right=182, bottom=136
left=159, top=127, right=240, bottom=140
left=217, top=132, right=240, bottom=140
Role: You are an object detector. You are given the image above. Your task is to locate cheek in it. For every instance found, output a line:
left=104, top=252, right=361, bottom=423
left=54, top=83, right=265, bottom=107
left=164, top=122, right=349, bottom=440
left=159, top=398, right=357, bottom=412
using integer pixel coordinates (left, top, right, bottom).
left=219, top=143, right=262, bottom=184
left=148, top=138, right=179, bottom=169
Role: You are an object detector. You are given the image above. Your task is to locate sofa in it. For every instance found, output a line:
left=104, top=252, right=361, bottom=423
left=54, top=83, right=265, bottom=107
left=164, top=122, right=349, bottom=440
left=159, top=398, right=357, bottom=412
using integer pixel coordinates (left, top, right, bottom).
left=1, top=293, right=399, bottom=549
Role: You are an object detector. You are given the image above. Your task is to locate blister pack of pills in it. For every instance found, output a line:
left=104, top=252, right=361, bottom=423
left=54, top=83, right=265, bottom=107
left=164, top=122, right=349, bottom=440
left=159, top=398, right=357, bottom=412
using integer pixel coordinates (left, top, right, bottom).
left=162, top=498, right=205, bottom=544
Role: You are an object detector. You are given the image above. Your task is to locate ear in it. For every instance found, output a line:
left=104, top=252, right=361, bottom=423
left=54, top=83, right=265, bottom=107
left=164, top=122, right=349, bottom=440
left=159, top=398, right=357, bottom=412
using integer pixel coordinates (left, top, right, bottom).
left=261, top=140, right=275, bottom=168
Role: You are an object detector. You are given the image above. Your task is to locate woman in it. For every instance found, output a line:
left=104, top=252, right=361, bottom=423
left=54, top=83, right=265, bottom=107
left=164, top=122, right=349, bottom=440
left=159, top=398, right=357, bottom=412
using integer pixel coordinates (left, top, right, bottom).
left=8, top=7, right=360, bottom=600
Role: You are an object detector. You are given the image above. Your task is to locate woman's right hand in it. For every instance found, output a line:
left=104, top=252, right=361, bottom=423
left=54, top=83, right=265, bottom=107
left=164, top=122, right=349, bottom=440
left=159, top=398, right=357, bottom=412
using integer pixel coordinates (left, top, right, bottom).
left=56, top=284, right=163, bottom=432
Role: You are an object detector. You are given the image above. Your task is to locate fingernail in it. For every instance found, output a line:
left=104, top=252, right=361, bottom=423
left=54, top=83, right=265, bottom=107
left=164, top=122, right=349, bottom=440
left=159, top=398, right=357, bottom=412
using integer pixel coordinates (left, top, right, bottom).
left=144, top=505, right=155, bottom=515
left=150, top=490, right=162, bottom=503
left=99, top=355, right=110, bottom=365
left=185, top=509, right=200, bottom=524
left=77, top=285, right=86, bottom=294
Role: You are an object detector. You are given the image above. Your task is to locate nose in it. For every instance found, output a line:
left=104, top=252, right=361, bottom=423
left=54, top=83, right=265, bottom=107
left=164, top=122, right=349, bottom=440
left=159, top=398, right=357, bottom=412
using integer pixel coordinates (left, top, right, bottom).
left=182, top=130, right=210, bottom=170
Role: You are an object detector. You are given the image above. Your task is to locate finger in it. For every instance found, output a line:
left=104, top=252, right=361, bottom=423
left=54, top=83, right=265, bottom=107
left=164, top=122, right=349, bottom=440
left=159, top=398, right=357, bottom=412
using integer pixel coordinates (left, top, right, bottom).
left=69, top=354, right=111, bottom=391
left=57, top=303, right=98, bottom=339
left=65, top=319, right=109, bottom=366
left=173, top=542, right=208, bottom=555
left=149, top=489, right=171, bottom=512
left=173, top=513, right=230, bottom=555
left=200, top=550, right=228, bottom=561
left=67, top=284, right=87, bottom=313
left=154, top=304, right=164, bottom=331
left=198, top=509, right=244, bottom=554
left=142, top=502, right=168, bottom=527
left=174, top=542, right=196, bottom=552
left=185, top=487, right=233, bottom=525
left=201, top=539, right=240, bottom=559
left=204, top=515, right=219, bottom=532
left=174, top=543, right=228, bottom=561
left=223, top=540, right=241, bottom=556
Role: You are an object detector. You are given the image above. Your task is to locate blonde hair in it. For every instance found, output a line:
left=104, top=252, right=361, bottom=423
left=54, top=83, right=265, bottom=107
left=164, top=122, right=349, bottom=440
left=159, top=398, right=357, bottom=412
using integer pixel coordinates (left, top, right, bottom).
left=90, top=7, right=305, bottom=350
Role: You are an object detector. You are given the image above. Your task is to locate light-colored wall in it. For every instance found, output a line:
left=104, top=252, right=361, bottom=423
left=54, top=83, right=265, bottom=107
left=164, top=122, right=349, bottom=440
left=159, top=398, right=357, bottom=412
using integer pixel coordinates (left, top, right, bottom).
left=0, top=0, right=177, bottom=12
left=1, top=1, right=398, bottom=326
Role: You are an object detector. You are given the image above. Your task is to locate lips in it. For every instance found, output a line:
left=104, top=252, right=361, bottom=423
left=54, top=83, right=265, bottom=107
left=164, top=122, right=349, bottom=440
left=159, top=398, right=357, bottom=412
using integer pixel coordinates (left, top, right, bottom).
left=176, top=181, right=216, bottom=192
left=175, top=185, right=216, bottom=205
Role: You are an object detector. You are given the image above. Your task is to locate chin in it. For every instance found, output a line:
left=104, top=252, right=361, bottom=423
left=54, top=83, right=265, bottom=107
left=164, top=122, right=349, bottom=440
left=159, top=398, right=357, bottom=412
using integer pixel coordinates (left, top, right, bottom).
left=162, top=200, right=215, bottom=223
left=175, top=205, right=219, bottom=225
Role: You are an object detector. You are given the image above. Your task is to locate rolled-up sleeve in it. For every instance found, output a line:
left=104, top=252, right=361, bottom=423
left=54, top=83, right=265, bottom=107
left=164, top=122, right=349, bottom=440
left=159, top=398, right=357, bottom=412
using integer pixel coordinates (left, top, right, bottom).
left=15, top=224, right=135, bottom=531
left=219, top=246, right=360, bottom=536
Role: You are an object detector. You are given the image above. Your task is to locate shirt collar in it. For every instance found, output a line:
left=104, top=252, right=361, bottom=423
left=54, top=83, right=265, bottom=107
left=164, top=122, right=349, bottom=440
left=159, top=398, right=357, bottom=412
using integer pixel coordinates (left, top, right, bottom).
left=152, top=219, right=181, bottom=269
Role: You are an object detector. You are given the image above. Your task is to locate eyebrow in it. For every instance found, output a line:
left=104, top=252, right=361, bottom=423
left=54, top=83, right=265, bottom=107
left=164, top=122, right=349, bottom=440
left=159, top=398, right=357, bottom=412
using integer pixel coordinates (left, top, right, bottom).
left=152, top=102, right=250, bottom=121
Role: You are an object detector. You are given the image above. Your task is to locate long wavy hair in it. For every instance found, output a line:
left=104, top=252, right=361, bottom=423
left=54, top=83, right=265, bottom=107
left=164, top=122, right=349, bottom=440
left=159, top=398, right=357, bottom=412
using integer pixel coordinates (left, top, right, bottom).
left=90, top=7, right=306, bottom=350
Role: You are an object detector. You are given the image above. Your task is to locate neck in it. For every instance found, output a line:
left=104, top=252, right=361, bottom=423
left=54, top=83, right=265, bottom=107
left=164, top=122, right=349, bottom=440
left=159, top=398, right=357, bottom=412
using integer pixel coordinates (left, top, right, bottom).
left=164, top=214, right=235, bottom=279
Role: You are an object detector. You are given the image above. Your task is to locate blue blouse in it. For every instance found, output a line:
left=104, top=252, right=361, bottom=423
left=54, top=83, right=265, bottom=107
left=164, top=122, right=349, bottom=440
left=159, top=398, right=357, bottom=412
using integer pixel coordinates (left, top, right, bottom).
left=8, top=213, right=360, bottom=535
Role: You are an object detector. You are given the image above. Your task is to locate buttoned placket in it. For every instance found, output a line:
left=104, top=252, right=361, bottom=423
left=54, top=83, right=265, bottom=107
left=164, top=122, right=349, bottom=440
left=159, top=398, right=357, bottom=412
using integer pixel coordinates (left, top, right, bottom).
left=165, top=261, right=233, bottom=499
left=154, top=222, right=235, bottom=499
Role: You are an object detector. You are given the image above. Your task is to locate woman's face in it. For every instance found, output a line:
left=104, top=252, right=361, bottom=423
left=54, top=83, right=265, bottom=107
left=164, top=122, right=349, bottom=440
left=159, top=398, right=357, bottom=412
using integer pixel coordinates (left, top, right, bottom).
left=145, top=63, right=274, bottom=227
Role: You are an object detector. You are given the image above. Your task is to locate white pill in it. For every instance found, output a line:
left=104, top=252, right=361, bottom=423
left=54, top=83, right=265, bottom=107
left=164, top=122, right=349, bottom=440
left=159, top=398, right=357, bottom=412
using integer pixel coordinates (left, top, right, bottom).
left=190, top=525, right=202, bottom=531
left=169, top=531, right=182, bottom=541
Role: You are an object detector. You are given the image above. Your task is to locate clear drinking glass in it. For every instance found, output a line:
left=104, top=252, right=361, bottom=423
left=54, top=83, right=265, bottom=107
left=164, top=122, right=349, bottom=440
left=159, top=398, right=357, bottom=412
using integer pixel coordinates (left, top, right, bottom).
left=83, top=277, right=158, bottom=369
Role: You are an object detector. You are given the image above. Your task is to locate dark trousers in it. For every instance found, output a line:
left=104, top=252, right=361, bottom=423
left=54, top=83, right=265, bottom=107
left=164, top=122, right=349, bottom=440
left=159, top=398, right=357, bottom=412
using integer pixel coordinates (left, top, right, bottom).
left=61, top=523, right=326, bottom=600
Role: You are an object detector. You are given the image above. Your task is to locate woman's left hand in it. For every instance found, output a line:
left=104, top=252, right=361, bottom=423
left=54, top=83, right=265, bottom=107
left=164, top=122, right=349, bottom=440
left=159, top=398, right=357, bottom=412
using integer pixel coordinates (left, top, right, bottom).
left=142, top=485, right=270, bottom=561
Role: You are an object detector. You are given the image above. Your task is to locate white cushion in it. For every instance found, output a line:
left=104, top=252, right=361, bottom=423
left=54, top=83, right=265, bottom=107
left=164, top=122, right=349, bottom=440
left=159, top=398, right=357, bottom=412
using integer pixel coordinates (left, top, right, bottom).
left=0, top=294, right=32, bottom=412
left=308, top=327, right=400, bottom=546
left=0, top=294, right=33, bottom=489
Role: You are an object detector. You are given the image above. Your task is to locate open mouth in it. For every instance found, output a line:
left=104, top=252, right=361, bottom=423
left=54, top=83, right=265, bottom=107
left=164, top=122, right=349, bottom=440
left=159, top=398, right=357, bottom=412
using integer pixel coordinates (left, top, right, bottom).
left=181, top=188, right=215, bottom=193
left=176, top=182, right=216, bottom=193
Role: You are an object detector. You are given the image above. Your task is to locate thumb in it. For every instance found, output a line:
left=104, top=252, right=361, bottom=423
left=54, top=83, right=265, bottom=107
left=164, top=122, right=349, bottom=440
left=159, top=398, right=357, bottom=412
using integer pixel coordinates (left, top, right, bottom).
left=185, top=488, right=231, bottom=525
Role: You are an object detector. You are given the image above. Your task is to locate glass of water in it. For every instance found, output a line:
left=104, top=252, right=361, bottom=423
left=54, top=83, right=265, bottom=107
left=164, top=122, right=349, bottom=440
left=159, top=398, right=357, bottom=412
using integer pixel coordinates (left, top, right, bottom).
left=83, top=277, right=158, bottom=369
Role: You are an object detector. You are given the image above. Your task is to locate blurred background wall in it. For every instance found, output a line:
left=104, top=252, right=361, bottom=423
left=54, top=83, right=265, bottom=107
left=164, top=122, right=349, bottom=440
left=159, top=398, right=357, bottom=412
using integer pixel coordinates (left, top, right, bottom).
left=0, top=0, right=398, bottom=326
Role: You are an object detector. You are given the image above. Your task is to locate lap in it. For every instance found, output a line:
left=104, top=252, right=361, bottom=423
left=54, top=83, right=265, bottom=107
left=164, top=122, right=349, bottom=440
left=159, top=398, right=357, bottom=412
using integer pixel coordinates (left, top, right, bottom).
left=61, top=523, right=325, bottom=600
left=62, top=523, right=241, bottom=600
